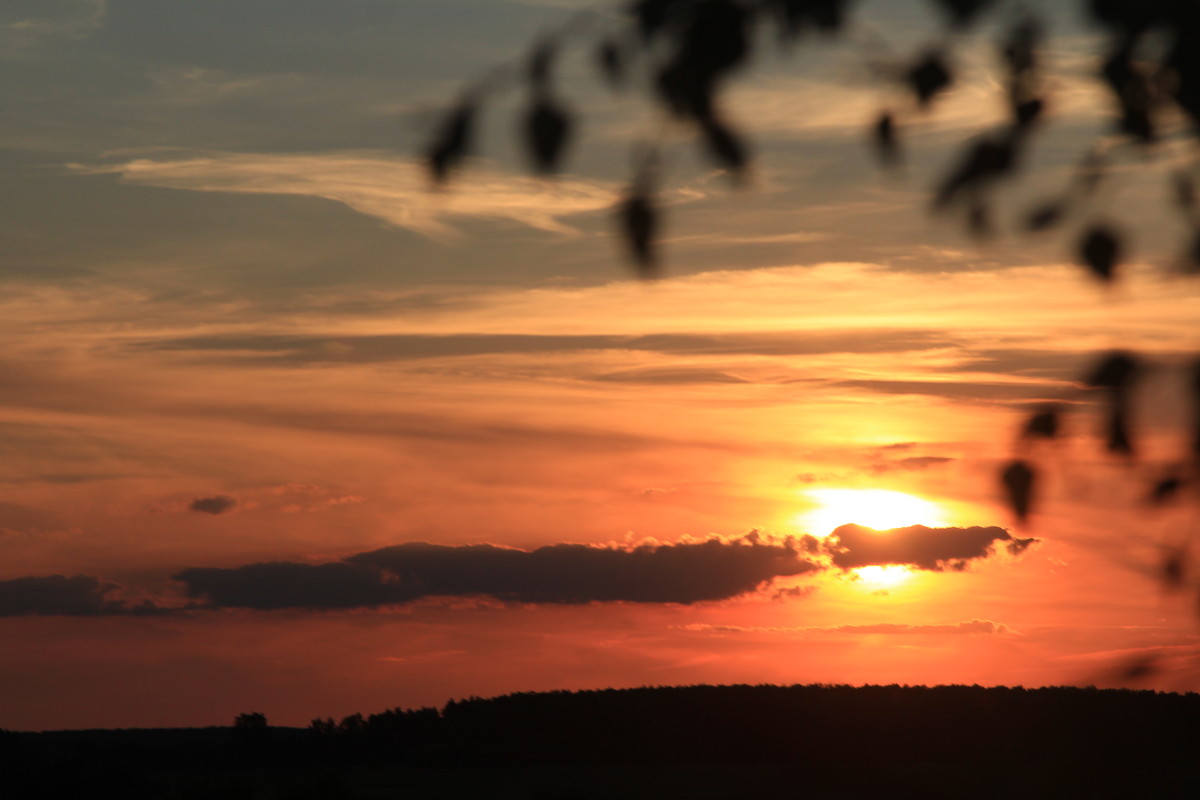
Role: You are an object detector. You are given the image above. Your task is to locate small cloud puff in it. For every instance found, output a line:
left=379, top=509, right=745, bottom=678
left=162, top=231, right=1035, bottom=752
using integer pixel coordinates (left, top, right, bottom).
left=189, top=495, right=238, bottom=515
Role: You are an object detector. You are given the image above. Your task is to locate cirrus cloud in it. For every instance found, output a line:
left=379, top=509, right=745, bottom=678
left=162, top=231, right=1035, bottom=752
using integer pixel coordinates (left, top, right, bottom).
left=68, top=151, right=619, bottom=238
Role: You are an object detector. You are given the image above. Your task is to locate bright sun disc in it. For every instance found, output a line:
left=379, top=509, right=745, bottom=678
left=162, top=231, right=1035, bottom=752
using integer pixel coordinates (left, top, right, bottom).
left=853, top=565, right=912, bottom=589
left=798, top=488, right=947, bottom=537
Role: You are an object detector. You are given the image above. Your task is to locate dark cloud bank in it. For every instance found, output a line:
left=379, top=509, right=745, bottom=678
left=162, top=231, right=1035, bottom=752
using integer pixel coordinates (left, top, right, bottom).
left=828, top=524, right=1035, bottom=571
left=189, top=495, right=238, bottom=515
left=1, top=525, right=1036, bottom=616
left=175, top=539, right=820, bottom=610
left=0, top=575, right=157, bottom=617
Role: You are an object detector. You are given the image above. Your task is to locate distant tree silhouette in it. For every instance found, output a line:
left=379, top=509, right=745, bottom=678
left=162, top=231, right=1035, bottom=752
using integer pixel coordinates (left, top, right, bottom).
left=234, top=711, right=268, bottom=729
left=5, top=686, right=1198, bottom=797
left=308, top=716, right=338, bottom=736
left=424, top=0, right=1200, bottom=637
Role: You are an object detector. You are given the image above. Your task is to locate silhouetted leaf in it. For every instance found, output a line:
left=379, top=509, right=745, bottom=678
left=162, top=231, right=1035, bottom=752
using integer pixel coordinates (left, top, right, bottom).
left=872, top=112, right=900, bottom=167
left=1084, top=351, right=1139, bottom=390
left=1014, top=97, right=1044, bottom=128
left=619, top=187, right=658, bottom=277
left=770, top=0, right=849, bottom=35
left=908, top=50, right=953, bottom=107
left=1023, top=405, right=1061, bottom=440
left=808, top=0, right=849, bottom=31
left=1001, top=18, right=1040, bottom=75
left=597, top=39, right=625, bottom=89
left=931, top=0, right=996, bottom=28
left=1161, top=547, right=1186, bottom=588
left=426, top=100, right=477, bottom=184
left=1105, top=403, right=1134, bottom=456
left=632, top=0, right=677, bottom=41
left=700, top=117, right=749, bottom=177
left=933, top=136, right=1015, bottom=210
left=1024, top=201, right=1065, bottom=232
left=1101, top=45, right=1156, bottom=142
left=1165, top=22, right=1200, bottom=127
left=656, top=60, right=714, bottom=121
left=1001, top=459, right=1036, bottom=523
left=1149, top=474, right=1183, bottom=505
left=1078, top=224, right=1122, bottom=282
left=1119, top=104, right=1155, bottom=143
left=523, top=96, right=572, bottom=174
left=680, top=0, right=750, bottom=79
left=1087, top=0, right=1163, bottom=36
left=769, top=0, right=807, bottom=38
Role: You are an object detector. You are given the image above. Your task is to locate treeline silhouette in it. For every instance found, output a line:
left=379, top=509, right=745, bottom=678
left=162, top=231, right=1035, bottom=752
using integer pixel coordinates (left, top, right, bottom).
left=4, top=684, right=1198, bottom=798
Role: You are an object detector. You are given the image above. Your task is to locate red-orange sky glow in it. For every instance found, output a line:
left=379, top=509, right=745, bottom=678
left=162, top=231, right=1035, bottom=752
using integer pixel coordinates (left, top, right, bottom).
left=2, top=0, right=1199, bottom=731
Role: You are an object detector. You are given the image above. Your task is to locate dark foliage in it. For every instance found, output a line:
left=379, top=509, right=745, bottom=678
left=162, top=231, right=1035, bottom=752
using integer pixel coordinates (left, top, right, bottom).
left=1000, top=459, right=1035, bottom=523
left=421, top=0, right=1200, bottom=278
left=619, top=180, right=660, bottom=277
left=1078, top=224, right=1122, bottom=282
left=523, top=95, right=573, bottom=174
left=234, top=712, right=268, bottom=730
left=5, top=685, right=1199, bottom=798
left=425, top=99, right=476, bottom=185
left=1022, top=405, right=1060, bottom=441
left=907, top=50, right=954, bottom=107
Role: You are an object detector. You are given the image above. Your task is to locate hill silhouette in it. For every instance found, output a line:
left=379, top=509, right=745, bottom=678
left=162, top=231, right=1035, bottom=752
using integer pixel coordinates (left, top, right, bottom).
left=4, top=683, right=1198, bottom=798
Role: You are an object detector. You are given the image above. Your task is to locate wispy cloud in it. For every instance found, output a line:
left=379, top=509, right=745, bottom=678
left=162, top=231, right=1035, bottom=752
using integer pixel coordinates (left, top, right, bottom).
left=68, top=151, right=618, bottom=237
left=1, top=0, right=106, bottom=42
left=680, top=619, right=1016, bottom=635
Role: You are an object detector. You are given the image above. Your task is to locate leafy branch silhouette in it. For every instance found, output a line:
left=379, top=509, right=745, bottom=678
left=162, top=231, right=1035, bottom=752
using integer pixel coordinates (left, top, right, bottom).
left=421, top=0, right=1200, bottom=648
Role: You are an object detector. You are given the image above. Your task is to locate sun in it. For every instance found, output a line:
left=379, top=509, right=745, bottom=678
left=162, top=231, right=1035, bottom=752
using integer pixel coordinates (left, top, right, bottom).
left=852, top=564, right=913, bottom=589
left=797, top=488, right=948, bottom=538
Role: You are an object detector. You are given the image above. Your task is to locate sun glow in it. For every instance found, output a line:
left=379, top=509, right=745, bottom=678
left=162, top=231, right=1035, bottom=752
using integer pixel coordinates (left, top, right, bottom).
left=852, top=564, right=913, bottom=589
left=799, top=488, right=948, bottom=537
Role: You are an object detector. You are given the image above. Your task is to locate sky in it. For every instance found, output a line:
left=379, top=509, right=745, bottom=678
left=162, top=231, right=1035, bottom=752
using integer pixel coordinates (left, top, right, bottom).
left=3, top=0, right=1200, bottom=730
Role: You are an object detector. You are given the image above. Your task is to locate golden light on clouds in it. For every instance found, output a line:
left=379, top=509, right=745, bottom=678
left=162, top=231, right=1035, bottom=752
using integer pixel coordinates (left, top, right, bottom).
left=799, top=488, right=949, bottom=537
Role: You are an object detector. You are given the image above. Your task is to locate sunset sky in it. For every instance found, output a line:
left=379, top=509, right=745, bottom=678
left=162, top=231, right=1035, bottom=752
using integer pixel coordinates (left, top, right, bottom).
left=3, top=0, right=1200, bottom=730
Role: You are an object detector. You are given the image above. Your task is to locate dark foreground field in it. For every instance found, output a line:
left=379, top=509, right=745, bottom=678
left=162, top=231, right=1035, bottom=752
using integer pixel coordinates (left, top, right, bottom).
left=4, top=684, right=1198, bottom=799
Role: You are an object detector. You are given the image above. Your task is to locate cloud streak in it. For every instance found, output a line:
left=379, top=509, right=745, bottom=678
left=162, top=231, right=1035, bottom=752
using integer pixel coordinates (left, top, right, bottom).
left=1, top=0, right=106, bottom=41
left=682, top=619, right=1015, bottom=635
left=69, top=151, right=617, bottom=237
left=130, top=330, right=957, bottom=365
